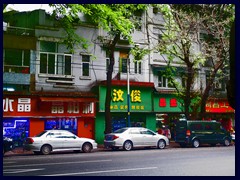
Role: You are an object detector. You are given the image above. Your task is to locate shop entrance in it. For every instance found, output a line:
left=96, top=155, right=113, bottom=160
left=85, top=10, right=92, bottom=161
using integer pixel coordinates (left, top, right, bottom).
left=80, top=118, right=94, bottom=139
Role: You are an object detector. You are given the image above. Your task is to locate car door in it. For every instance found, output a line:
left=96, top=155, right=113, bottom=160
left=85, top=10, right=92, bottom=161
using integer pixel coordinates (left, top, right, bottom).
left=46, top=131, right=65, bottom=150
left=140, top=129, right=158, bottom=146
left=61, top=131, right=80, bottom=149
left=129, top=129, right=143, bottom=147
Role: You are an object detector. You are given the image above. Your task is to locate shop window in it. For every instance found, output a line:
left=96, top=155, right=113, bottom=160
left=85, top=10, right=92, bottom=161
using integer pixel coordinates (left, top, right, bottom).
left=45, top=118, right=77, bottom=135
left=159, top=98, right=167, bottom=107
left=3, top=119, right=29, bottom=147
left=170, top=98, right=177, bottom=107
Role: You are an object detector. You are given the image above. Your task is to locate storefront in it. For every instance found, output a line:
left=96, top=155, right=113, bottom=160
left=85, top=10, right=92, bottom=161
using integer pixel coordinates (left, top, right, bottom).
left=205, top=99, right=235, bottom=131
left=95, top=80, right=155, bottom=144
left=153, top=92, right=184, bottom=139
left=3, top=93, right=97, bottom=147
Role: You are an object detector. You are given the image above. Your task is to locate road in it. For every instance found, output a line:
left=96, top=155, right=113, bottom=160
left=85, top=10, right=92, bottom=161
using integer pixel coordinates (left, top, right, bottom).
left=3, top=146, right=235, bottom=176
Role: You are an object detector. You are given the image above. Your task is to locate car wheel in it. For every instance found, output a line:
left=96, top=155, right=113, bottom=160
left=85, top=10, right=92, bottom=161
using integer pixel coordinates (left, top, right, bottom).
left=41, top=145, right=52, bottom=155
left=192, top=139, right=200, bottom=148
left=157, top=139, right=166, bottom=149
left=223, top=138, right=230, bottom=146
left=123, top=140, right=133, bottom=151
left=82, top=143, right=92, bottom=153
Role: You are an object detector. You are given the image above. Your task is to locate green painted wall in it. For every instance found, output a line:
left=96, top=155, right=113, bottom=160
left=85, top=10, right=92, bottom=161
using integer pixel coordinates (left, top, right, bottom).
left=146, top=113, right=157, bottom=132
left=153, top=93, right=183, bottom=112
left=95, top=112, right=157, bottom=144
left=95, top=112, right=105, bottom=144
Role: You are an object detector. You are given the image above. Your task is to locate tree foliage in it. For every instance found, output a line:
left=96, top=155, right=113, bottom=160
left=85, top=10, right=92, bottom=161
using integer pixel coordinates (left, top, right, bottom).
left=153, top=4, right=234, bottom=119
left=49, top=4, right=149, bottom=133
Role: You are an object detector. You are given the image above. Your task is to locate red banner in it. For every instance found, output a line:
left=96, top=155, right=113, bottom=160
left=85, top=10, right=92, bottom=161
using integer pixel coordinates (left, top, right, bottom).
left=205, top=100, right=234, bottom=113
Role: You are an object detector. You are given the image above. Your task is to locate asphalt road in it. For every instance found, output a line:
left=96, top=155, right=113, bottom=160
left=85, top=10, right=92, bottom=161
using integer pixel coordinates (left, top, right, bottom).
left=3, top=146, right=235, bottom=176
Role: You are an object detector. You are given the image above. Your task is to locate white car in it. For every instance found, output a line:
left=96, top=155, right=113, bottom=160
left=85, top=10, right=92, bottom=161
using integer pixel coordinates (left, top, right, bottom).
left=104, top=127, right=169, bottom=151
left=24, top=130, right=97, bottom=155
left=231, top=132, right=235, bottom=142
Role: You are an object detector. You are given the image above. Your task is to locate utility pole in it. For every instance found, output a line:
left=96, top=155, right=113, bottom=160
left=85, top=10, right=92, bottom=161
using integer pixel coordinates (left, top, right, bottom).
left=127, top=58, right=131, bottom=127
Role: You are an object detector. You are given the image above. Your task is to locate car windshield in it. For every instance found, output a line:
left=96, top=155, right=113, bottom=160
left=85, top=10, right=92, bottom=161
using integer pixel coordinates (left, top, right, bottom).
left=35, top=131, right=48, bottom=137
left=114, top=128, right=128, bottom=133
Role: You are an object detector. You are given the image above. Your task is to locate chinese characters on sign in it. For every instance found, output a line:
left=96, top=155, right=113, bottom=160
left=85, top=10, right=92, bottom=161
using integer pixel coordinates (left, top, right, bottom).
left=51, top=102, right=94, bottom=114
left=3, top=98, right=94, bottom=115
left=3, top=98, right=31, bottom=112
left=111, top=89, right=144, bottom=110
left=205, top=101, right=234, bottom=113
left=159, top=98, right=178, bottom=107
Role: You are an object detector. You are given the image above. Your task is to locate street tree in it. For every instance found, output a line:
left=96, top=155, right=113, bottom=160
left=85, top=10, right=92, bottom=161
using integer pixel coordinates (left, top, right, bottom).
left=151, top=4, right=234, bottom=119
left=49, top=4, right=149, bottom=133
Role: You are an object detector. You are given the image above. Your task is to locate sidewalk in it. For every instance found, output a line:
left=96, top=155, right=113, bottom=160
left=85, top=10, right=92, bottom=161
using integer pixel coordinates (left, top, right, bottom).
left=3, top=141, right=181, bottom=156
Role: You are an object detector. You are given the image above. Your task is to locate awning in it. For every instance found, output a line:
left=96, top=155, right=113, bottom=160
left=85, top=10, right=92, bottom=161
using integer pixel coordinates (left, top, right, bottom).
left=40, top=97, right=97, bottom=103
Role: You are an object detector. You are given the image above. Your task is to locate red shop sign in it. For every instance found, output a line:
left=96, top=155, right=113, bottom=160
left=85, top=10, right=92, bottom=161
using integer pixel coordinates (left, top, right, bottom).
left=205, top=100, right=234, bottom=113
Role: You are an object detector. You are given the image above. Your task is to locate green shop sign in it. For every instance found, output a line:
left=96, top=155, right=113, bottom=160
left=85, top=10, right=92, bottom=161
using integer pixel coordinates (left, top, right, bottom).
left=153, top=94, right=183, bottom=112
left=99, top=86, right=152, bottom=112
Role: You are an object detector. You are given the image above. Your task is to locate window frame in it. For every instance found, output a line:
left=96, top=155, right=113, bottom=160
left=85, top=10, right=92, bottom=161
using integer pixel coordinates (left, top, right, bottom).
left=39, top=52, right=72, bottom=75
left=3, top=48, right=30, bottom=73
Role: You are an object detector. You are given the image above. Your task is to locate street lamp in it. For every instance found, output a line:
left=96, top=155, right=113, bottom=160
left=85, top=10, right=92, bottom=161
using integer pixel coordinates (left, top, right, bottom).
left=127, top=58, right=131, bottom=127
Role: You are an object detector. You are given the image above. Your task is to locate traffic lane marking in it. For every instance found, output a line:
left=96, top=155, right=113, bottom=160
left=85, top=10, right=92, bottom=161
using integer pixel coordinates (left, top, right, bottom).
left=3, top=159, right=112, bottom=168
left=41, top=167, right=158, bottom=176
left=3, top=168, right=44, bottom=174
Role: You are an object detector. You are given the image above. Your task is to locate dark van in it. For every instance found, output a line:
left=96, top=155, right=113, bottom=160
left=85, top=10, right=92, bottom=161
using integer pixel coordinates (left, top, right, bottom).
left=175, top=120, right=232, bottom=148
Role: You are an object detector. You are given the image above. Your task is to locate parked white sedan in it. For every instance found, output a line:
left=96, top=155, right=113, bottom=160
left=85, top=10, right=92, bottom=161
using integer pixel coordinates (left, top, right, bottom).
left=24, top=130, right=97, bottom=155
left=104, top=127, right=169, bottom=151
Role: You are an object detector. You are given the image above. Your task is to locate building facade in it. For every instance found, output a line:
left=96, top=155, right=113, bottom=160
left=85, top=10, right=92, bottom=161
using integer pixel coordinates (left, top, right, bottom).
left=3, top=7, right=234, bottom=145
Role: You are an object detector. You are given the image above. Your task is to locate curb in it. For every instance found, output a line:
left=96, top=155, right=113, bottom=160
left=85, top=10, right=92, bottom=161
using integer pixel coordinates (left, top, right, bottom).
left=4, top=141, right=234, bottom=157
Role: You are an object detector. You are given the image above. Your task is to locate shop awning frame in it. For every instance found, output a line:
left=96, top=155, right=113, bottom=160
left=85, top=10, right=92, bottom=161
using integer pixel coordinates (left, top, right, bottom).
left=40, top=97, right=97, bottom=103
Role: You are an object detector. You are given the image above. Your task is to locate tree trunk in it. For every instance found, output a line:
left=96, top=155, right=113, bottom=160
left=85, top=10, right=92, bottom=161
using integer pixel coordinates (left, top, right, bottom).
left=104, top=33, right=121, bottom=134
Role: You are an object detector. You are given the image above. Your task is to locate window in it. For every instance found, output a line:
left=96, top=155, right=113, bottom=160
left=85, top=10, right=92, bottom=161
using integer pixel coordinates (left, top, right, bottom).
left=82, top=55, right=90, bottom=76
left=140, top=130, right=155, bottom=135
left=134, top=15, right=142, bottom=31
left=39, top=53, right=72, bottom=75
left=158, top=73, right=174, bottom=88
left=106, top=58, right=110, bottom=71
left=4, top=48, right=30, bottom=73
left=39, top=41, right=72, bottom=75
left=213, top=79, right=223, bottom=90
left=190, top=124, right=203, bottom=131
left=120, top=58, right=128, bottom=73
left=134, top=61, right=141, bottom=74
left=130, top=129, right=141, bottom=134
left=158, top=34, right=163, bottom=44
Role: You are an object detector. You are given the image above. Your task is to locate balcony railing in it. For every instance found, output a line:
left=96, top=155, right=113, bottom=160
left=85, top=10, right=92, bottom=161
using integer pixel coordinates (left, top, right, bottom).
left=3, top=26, right=35, bottom=36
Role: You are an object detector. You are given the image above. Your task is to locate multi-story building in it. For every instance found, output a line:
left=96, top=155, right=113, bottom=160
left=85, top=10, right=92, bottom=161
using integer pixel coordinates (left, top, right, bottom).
left=3, top=7, right=234, bottom=145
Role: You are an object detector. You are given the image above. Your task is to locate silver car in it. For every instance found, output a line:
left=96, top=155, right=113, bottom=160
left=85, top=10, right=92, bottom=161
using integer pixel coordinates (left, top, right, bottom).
left=104, top=127, right=169, bottom=151
left=24, top=130, right=97, bottom=155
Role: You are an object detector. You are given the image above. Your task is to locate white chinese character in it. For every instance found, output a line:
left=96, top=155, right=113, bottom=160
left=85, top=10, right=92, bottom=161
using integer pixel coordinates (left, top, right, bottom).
left=3, top=98, right=14, bottom=112
left=68, top=102, right=79, bottom=113
left=17, top=98, right=31, bottom=112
